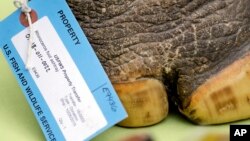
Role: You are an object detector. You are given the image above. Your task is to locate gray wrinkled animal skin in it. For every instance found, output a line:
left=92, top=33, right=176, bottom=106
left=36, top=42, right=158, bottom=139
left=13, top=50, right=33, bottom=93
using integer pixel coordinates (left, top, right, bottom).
left=67, top=0, right=250, bottom=122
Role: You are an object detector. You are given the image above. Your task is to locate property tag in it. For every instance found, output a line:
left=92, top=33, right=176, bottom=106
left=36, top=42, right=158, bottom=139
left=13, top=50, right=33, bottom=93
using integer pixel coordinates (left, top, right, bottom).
left=0, top=0, right=127, bottom=141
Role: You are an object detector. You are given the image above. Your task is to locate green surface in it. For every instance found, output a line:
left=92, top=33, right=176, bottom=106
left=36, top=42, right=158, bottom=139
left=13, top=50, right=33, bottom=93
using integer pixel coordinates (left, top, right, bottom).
left=0, top=51, right=45, bottom=141
left=1, top=47, right=250, bottom=141
left=0, top=0, right=16, bottom=21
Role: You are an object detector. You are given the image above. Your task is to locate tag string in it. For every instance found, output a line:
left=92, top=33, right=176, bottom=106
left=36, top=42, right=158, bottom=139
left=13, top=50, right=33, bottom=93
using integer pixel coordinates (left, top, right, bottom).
left=14, top=0, right=33, bottom=70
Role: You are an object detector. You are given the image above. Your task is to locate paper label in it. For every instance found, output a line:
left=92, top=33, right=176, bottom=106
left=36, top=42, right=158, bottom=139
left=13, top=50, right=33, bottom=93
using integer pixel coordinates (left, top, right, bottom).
left=0, top=0, right=127, bottom=141
left=11, top=16, right=107, bottom=141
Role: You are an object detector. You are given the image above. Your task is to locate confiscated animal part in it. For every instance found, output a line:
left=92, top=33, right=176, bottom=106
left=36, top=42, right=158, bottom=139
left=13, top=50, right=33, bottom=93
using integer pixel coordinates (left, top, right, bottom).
left=115, top=79, right=168, bottom=127
left=68, top=0, right=250, bottom=126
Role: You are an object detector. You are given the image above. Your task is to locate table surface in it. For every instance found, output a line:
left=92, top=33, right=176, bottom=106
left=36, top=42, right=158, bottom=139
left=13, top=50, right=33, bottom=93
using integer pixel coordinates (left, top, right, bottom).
left=1, top=49, right=250, bottom=141
left=0, top=0, right=15, bottom=21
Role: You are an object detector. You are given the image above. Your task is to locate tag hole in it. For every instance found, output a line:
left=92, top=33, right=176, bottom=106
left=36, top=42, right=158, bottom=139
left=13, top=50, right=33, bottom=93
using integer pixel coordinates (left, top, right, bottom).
left=19, top=9, right=38, bottom=27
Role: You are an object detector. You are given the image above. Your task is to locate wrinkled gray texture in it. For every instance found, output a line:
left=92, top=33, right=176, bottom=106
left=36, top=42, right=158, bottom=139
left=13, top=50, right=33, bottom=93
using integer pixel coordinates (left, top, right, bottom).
left=67, top=0, right=250, bottom=108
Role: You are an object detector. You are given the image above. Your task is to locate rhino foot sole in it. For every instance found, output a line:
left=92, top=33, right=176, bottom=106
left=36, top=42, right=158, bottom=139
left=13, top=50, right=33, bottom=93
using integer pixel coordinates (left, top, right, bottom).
left=113, top=79, right=168, bottom=127
left=181, top=54, right=250, bottom=125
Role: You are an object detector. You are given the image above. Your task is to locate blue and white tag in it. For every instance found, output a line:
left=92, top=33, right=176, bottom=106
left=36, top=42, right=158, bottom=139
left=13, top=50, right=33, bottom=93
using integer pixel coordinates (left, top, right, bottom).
left=0, top=0, right=127, bottom=141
